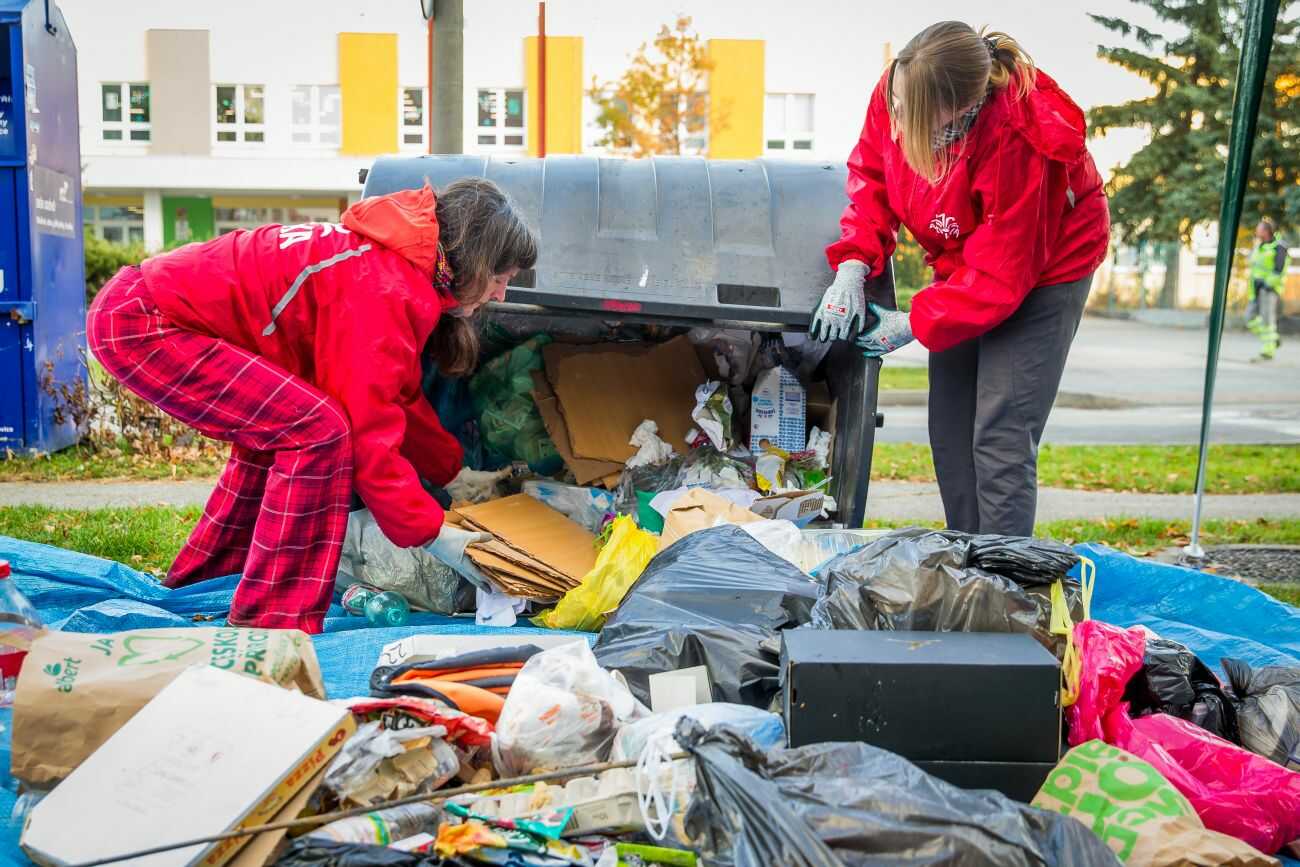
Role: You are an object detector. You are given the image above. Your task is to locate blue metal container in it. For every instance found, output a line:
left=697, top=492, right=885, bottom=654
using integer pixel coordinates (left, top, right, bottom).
left=0, top=0, right=84, bottom=454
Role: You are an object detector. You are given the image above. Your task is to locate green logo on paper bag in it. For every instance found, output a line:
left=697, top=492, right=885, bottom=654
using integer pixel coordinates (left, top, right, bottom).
left=117, top=635, right=206, bottom=666
left=44, top=657, right=81, bottom=693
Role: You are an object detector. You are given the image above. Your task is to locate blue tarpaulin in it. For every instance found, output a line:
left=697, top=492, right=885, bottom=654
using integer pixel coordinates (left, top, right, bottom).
left=0, top=534, right=1296, bottom=865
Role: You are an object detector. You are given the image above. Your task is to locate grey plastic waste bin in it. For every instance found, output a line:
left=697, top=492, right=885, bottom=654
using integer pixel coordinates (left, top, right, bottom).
left=362, top=155, right=892, bottom=527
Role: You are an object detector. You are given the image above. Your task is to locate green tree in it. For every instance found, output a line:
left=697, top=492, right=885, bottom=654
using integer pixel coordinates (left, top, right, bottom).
left=1088, top=1, right=1300, bottom=304
left=589, top=16, right=712, bottom=156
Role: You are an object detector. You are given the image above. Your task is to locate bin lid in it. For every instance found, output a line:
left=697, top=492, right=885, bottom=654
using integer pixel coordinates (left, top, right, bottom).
left=362, top=155, right=894, bottom=327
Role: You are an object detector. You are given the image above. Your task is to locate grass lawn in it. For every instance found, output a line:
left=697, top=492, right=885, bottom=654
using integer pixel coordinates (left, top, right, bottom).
left=0, top=506, right=1295, bottom=609
left=877, top=364, right=929, bottom=391
left=0, top=445, right=226, bottom=482
left=872, top=442, right=1300, bottom=495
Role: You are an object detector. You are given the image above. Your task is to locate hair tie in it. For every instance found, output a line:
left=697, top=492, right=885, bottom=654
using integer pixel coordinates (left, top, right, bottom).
left=985, top=36, right=999, bottom=57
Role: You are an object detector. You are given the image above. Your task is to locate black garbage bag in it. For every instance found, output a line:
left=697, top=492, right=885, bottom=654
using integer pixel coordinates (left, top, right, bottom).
left=1224, top=657, right=1300, bottom=769
left=675, top=718, right=1120, bottom=867
left=810, top=527, right=1084, bottom=656
left=594, top=525, right=820, bottom=707
left=275, top=838, right=445, bottom=866
left=1123, top=636, right=1240, bottom=743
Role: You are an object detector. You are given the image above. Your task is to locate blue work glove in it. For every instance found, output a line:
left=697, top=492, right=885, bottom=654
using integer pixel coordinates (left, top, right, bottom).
left=854, top=303, right=914, bottom=356
left=424, top=525, right=492, bottom=591
left=810, top=260, right=868, bottom=342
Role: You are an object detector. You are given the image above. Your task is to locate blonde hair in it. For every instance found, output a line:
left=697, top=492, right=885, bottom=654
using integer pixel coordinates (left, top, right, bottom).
left=887, top=22, right=1036, bottom=182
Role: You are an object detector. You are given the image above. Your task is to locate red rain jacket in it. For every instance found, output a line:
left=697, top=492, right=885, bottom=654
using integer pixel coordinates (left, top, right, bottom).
left=826, top=70, right=1110, bottom=352
left=142, top=185, right=463, bottom=548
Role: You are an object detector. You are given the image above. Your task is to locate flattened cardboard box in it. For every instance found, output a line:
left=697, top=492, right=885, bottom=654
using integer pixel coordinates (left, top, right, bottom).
left=530, top=369, right=623, bottom=486
left=543, top=336, right=707, bottom=463
left=456, top=494, right=598, bottom=584
left=21, top=665, right=353, bottom=867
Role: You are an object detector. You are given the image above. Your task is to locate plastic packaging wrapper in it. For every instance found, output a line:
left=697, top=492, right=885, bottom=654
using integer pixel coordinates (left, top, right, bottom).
left=675, top=718, right=1120, bottom=867
left=613, top=703, right=785, bottom=761
left=1067, top=620, right=1300, bottom=855
left=810, top=528, right=1084, bottom=656
left=594, top=525, right=821, bottom=707
left=323, top=721, right=460, bottom=807
left=689, top=381, right=735, bottom=451
left=1123, top=636, right=1240, bottom=743
left=336, top=509, right=470, bottom=614
left=1032, top=740, right=1280, bottom=867
left=964, top=534, right=1079, bottom=585
left=1224, top=658, right=1300, bottom=771
left=468, top=334, right=562, bottom=473
left=493, top=640, right=648, bottom=777
left=534, top=516, right=658, bottom=632
left=739, top=519, right=808, bottom=571
left=522, top=480, right=616, bottom=534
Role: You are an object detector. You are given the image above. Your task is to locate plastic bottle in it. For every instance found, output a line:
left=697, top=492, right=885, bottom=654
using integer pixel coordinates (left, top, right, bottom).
left=306, top=803, right=439, bottom=845
left=0, top=560, right=42, bottom=708
left=341, top=584, right=410, bottom=627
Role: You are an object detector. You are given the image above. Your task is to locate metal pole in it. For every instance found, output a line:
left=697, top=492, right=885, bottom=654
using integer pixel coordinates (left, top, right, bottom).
left=426, top=13, right=435, bottom=153
left=537, top=1, right=547, bottom=157
left=1185, top=0, right=1280, bottom=558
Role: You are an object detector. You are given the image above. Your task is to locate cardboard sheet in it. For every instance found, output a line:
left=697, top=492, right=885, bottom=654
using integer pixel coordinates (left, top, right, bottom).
left=543, top=336, right=708, bottom=463
left=530, top=370, right=623, bottom=485
left=456, top=494, right=598, bottom=584
left=21, top=665, right=353, bottom=867
left=228, top=767, right=327, bottom=867
left=658, top=488, right=764, bottom=552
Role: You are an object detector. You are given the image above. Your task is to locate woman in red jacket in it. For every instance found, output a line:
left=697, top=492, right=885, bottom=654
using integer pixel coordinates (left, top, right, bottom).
left=87, top=179, right=536, bottom=633
left=812, top=22, right=1110, bottom=536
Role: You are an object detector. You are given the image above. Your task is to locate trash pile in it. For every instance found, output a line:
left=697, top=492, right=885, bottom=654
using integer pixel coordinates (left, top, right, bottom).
left=3, top=325, right=1299, bottom=866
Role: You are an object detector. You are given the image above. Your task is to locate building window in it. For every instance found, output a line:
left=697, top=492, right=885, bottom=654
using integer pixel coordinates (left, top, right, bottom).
left=476, top=88, right=525, bottom=149
left=84, top=205, right=145, bottom=244
left=213, top=205, right=340, bottom=235
left=101, top=83, right=150, bottom=142
left=765, top=93, right=814, bottom=152
left=290, top=85, right=340, bottom=147
left=214, top=84, right=266, bottom=144
left=401, top=87, right=427, bottom=150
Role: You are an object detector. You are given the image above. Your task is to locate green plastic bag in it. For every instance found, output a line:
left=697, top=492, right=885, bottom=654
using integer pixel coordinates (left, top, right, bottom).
left=534, top=516, right=658, bottom=632
left=467, top=334, right=562, bottom=474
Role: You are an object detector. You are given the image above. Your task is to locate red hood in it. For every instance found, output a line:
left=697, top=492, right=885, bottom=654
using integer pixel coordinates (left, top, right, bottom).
left=1002, top=70, right=1089, bottom=164
left=341, top=182, right=444, bottom=277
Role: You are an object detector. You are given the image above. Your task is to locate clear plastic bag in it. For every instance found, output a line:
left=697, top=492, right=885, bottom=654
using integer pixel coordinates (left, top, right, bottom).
left=493, top=641, right=648, bottom=777
left=522, top=480, right=616, bottom=534
left=335, top=510, right=468, bottom=614
left=612, top=702, right=785, bottom=761
left=324, top=721, right=460, bottom=807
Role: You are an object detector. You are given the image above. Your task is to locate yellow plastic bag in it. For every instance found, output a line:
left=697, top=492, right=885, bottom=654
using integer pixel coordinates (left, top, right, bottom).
left=534, top=516, right=658, bottom=632
left=1051, top=555, right=1096, bottom=708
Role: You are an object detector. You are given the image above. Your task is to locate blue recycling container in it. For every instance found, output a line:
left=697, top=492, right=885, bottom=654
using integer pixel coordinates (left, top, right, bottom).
left=0, top=0, right=84, bottom=455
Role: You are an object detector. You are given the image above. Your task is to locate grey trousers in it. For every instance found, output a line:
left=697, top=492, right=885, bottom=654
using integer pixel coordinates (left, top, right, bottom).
left=927, top=274, right=1093, bottom=536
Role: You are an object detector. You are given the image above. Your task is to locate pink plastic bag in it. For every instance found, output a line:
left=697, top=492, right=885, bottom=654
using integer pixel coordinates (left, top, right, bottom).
left=1068, top=620, right=1300, bottom=854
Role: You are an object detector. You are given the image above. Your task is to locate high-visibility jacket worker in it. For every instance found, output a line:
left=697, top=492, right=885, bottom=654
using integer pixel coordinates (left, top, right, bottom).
left=810, top=21, right=1109, bottom=537
left=87, top=180, right=537, bottom=633
left=1247, top=218, right=1287, bottom=361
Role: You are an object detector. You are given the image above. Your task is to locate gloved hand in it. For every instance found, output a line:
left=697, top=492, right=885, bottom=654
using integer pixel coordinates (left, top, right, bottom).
left=445, top=467, right=514, bottom=505
left=854, top=303, right=914, bottom=356
left=424, top=525, right=493, bottom=591
left=810, top=260, right=869, bottom=342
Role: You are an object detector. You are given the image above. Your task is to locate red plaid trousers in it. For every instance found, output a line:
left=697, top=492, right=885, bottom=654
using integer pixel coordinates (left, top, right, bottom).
left=86, top=267, right=350, bottom=633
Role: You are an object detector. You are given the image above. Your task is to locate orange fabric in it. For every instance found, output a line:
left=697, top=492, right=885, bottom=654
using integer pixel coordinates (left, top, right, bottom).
left=392, top=663, right=524, bottom=684
left=341, top=182, right=442, bottom=277
left=422, top=680, right=506, bottom=724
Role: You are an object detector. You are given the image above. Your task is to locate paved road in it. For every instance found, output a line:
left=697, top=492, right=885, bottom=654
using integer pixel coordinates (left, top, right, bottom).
left=883, top=315, right=1299, bottom=445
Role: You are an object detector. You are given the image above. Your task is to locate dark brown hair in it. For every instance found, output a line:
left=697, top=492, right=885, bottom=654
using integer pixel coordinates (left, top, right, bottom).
left=427, top=178, right=538, bottom=376
left=888, top=22, right=1036, bottom=181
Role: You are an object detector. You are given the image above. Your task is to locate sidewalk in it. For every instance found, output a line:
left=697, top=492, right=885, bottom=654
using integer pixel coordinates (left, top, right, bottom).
left=2, top=479, right=1298, bottom=523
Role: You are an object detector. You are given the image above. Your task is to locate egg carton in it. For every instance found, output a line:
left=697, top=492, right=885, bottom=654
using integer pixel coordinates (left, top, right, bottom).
left=460, top=762, right=694, bottom=836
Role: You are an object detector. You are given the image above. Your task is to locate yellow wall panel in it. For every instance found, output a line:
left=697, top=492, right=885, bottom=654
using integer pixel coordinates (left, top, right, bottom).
left=707, top=39, right=764, bottom=159
left=524, top=36, right=584, bottom=156
left=339, top=32, right=398, bottom=156
left=84, top=194, right=144, bottom=207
